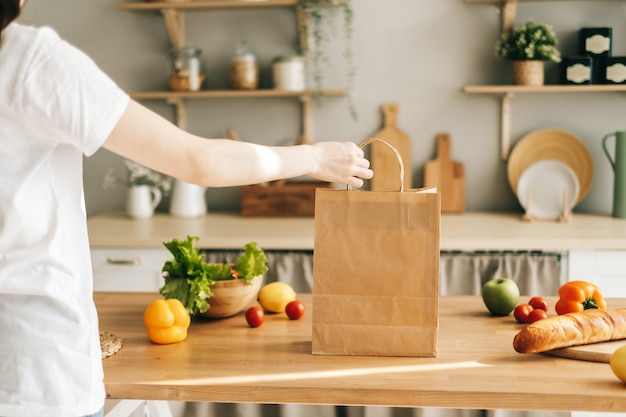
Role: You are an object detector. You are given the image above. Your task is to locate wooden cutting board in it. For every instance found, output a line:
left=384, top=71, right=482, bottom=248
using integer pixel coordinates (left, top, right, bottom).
left=370, top=104, right=411, bottom=191
left=423, top=133, right=465, bottom=213
left=544, top=339, right=626, bottom=363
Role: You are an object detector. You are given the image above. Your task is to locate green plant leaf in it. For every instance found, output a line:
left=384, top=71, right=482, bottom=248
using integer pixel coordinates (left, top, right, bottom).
left=159, top=236, right=268, bottom=314
left=495, top=20, right=561, bottom=63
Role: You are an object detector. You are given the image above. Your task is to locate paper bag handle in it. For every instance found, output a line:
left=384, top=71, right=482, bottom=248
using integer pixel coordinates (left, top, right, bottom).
left=351, top=137, right=405, bottom=192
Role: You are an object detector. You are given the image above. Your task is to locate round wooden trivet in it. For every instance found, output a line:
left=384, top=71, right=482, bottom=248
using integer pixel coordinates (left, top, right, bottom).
left=100, top=331, right=122, bottom=359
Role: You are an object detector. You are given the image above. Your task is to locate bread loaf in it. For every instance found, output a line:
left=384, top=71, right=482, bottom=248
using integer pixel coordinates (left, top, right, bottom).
left=513, top=308, right=626, bottom=354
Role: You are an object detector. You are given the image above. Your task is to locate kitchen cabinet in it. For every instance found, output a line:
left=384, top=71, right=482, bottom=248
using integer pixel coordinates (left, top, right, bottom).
left=567, top=249, right=626, bottom=296
left=463, top=0, right=626, bottom=160
left=88, top=211, right=626, bottom=291
left=117, top=0, right=348, bottom=142
left=91, top=248, right=170, bottom=292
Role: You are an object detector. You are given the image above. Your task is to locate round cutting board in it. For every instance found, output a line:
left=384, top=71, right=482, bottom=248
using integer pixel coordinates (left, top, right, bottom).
left=544, top=339, right=626, bottom=363
left=507, top=129, right=594, bottom=204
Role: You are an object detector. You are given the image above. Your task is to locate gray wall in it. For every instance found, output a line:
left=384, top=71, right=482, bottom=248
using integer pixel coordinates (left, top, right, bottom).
left=18, top=1, right=626, bottom=216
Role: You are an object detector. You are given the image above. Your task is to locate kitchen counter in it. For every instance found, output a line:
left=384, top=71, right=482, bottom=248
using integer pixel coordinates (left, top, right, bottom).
left=87, top=211, right=626, bottom=251
left=96, top=293, right=626, bottom=412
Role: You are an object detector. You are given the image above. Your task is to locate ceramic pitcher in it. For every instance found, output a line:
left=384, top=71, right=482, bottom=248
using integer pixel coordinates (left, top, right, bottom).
left=169, top=179, right=207, bottom=218
left=602, top=130, right=626, bottom=218
left=126, top=185, right=162, bottom=219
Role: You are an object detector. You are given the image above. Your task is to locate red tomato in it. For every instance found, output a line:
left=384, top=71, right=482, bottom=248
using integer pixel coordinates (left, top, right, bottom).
left=528, top=308, right=548, bottom=323
left=514, top=304, right=534, bottom=323
left=245, top=306, right=265, bottom=328
left=528, top=296, right=549, bottom=312
left=285, top=300, right=305, bottom=320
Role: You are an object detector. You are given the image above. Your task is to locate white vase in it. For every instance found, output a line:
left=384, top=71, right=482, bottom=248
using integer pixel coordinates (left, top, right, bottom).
left=126, top=185, right=162, bottom=219
left=169, top=179, right=207, bottom=218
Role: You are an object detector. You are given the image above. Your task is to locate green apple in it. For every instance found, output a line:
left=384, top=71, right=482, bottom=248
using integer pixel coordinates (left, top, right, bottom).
left=481, top=278, right=520, bottom=316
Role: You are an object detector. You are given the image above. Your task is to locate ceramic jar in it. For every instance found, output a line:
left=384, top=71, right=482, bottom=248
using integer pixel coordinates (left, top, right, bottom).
left=126, top=185, right=162, bottom=219
left=602, top=130, right=626, bottom=218
left=169, top=179, right=207, bottom=218
left=272, top=56, right=306, bottom=91
left=168, top=46, right=205, bottom=92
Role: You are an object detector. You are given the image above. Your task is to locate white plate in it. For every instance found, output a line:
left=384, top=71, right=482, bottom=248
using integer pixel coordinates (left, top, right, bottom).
left=516, top=159, right=580, bottom=219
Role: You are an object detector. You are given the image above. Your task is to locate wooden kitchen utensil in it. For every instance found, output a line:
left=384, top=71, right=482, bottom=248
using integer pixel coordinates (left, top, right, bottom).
left=423, top=133, right=465, bottom=213
left=507, top=129, right=593, bottom=204
left=370, top=104, right=412, bottom=191
left=544, top=339, right=626, bottom=363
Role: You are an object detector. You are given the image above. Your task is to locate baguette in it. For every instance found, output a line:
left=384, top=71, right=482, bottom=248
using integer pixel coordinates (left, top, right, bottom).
left=513, top=308, right=626, bottom=353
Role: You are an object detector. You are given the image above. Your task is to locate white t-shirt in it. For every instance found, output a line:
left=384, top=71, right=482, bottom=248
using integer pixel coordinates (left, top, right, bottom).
left=0, top=23, right=129, bottom=417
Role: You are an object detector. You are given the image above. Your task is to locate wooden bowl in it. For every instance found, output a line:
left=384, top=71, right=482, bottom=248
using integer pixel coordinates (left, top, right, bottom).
left=198, top=275, right=263, bottom=319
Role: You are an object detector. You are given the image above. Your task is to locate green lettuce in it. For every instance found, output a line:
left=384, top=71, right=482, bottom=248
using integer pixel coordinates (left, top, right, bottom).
left=159, top=236, right=268, bottom=315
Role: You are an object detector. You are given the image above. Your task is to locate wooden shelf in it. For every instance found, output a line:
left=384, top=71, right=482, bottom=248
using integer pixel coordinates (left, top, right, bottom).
left=119, top=0, right=300, bottom=11
left=130, top=89, right=347, bottom=100
left=465, top=0, right=626, bottom=160
left=464, top=85, right=626, bottom=94
left=464, top=84, right=626, bottom=160
left=465, top=0, right=625, bottom=32
left=464, top=0, right=620, bottom=3
left=133, top=88, right=348, bottom=142
left=118, top=0, right=345, bottom=11
left=120, top=1, right=349, bottom=143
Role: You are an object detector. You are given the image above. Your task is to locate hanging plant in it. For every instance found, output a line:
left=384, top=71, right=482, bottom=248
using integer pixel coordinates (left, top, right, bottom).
left=298, top=0, right=357, bottom=120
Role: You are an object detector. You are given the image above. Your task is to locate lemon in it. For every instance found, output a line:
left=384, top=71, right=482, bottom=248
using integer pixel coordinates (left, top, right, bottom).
left=610, top=345, right=626, bottom=383
left=258, top=282, right=296, bottom=313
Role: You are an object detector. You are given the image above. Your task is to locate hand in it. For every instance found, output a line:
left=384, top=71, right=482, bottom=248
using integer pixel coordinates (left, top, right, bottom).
left=308, top=141, right=373, bottom=188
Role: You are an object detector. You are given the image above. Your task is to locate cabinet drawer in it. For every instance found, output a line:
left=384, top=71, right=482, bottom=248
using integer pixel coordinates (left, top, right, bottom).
left=595, top=251, right=626, bottom=275
left=569, top=250, right=626, bottom=298
left=91, top=248, right=171, bottom=292
left=593, top=251, right=626, bottom=297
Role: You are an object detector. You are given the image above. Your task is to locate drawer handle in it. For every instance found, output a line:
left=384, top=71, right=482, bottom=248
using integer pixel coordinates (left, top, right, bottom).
left=106, top=257, right=142, bottom=266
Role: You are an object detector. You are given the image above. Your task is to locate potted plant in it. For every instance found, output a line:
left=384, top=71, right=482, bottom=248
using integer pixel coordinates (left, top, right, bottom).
left=103, top=160, right=173, bottom=219
left=297, top=0, right=356, bottom=119
left=495, top=20, right=561, bottom=86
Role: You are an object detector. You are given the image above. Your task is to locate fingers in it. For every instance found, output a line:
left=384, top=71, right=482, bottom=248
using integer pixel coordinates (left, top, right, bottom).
left=351, top=145, right=373, bottom=185
left=308, top=141, right=374, bottom=187
left=347, top=177, right=364, bottom=189
left=355, top=153, right=370, bottom=168
left=351, top=142, right=365, bottom=158
left=343, top=143, right=374, bottom=187
left=356, top=166, right=374, bottom=180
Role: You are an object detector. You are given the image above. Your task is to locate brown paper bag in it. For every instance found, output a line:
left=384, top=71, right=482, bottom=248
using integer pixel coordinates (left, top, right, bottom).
left=312, top=138, right=440, bottom=357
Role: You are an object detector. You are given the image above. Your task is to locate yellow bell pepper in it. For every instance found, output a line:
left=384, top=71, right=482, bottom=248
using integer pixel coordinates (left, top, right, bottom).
left=143, top=298, right=191, bottom=344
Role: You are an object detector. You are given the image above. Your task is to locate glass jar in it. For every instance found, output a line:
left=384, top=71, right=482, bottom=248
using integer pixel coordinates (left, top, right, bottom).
left=272, top=55, right=306, bottom=91
left=168, top=46, right=205, bottom=92
left=230, top=41, right=259, bottom=90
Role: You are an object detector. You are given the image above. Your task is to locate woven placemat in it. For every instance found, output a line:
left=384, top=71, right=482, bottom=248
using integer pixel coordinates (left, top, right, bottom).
left=100, top=331, right=122, bottom=359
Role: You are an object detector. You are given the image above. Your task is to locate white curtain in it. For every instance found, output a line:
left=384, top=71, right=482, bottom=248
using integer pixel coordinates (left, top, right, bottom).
left=166, top=250, right=568, bottom=417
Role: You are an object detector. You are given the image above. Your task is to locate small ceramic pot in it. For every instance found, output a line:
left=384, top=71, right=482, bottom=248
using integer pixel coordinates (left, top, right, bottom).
left=126, top=185, right=162, bottom=219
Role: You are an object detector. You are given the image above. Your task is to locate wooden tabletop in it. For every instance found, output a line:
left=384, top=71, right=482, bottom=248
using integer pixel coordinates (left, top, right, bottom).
left=87, top=211, right=626, bottom=251
left=96, top=293, right=626, bottom=412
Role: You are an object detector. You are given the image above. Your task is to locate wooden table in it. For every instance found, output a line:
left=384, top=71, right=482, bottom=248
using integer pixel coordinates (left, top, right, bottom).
left=96, top=293, right=626, bottom=413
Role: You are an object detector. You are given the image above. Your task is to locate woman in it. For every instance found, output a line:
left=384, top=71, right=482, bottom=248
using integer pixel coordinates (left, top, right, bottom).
left=0, top=1, right=373, bottom=416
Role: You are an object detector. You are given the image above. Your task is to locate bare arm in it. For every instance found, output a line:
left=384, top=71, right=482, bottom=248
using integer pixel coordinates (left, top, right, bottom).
left=102, top=100, right=373, bottom=188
